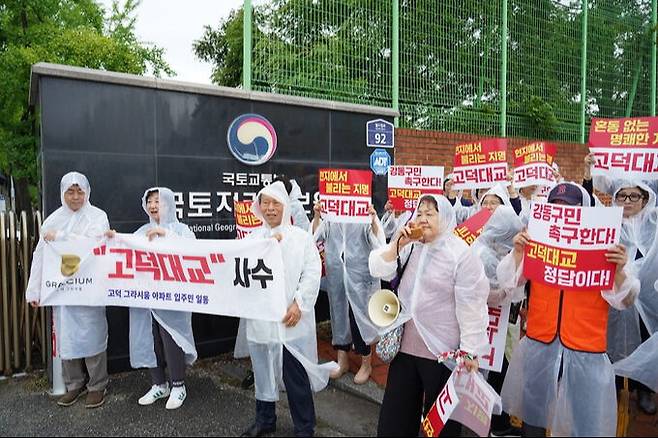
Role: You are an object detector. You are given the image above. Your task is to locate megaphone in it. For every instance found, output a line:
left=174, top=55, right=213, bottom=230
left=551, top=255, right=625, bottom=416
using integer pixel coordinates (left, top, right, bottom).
left=368, top=289, right=401, bottom=328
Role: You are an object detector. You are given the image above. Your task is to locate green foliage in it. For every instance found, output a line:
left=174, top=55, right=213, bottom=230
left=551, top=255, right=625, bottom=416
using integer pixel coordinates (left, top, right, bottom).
left=195, top=0, right=655, bottom=142
left=0, top=0, right=173, bottom=203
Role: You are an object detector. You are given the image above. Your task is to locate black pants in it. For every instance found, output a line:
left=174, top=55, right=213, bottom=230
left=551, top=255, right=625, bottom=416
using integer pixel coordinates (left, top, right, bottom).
left=487, top=356, right=512, bottom=432
left=256, top=348, right=315, bottom=437
left=150, top=319, right=186, bottom=388
left=377, top=352, right=462, bottom=437
left=334, top=306, right=370, bottom=356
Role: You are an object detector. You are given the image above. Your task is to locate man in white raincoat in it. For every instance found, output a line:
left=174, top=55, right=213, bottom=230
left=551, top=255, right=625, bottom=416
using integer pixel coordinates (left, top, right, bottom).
left=242, top=181, right=336, bottom=438
left=26, top=172, right=110, bottom=408
left=312, top=199, right=386, bottom=384
left=121, top=187, right=197, bottom=410
left=498, top=182, right=640, bottom=436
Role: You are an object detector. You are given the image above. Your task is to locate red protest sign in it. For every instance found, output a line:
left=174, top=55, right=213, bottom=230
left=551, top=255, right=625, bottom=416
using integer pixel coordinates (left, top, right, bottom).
left=422, top=376, right=460, bottom=437
left=319, top=169, right=372, bottom=223
left=513, top=142, right=557, bottom=188
left=452, top=138, right=508, bottom=190
left=588, top=116, right=658, bottom=180
left=523, top=202, right=623, bottom=291
left=453, top=209, right=493, bottom=246
left=234, top=200, right=262, bottom=239
left=388, top=165, right=444, bottom=211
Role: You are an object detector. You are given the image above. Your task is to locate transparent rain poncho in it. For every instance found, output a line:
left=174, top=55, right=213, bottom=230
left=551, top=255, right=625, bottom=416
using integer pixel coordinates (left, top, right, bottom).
left=455, top=183, right=513, bottom=224
left=246, top=181, right=336, bottom=401
left=369, top=194, right=490, bottom=357
left=288, top=179, right=311, bottom=230
left=497, top=182, right=641, bottom=436
left=380, top=210, right=412, bottom=240
left=607, top=180, right=658, bottom=362
left=313, top=209, right=386, bottom=347
left=25, top=172, right=110, bottom=360
left=594, top=175, right=658, bottom=206
left=129, top=187, right=197, bottom=369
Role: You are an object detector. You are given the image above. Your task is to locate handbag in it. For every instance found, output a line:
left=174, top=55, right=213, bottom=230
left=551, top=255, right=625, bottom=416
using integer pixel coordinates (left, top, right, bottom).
left=375, top=242, right=414, bottom=363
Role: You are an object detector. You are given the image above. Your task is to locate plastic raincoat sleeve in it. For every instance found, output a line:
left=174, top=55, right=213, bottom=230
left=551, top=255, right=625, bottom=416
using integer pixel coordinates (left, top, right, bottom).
left=368, top=241, right=413, bottom=282
left=293, top=233, right=322, bottom=313
left=366, top=217, right=387, bottom=249
left=311, top=218, right=327, bottom=242
left=601, top=265, right=640, bottom=310
left=497, top=252, right=527, bottom=290
left=289, top=180, right=311, bottom=230
left=25, top=239, right=45, bottom=302
left=454, top=248, right=490, bottom=356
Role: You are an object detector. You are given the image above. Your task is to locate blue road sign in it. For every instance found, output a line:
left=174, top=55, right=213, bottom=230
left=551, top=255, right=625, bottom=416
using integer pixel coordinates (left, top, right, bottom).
left=366, top=119, right=394, bottom=148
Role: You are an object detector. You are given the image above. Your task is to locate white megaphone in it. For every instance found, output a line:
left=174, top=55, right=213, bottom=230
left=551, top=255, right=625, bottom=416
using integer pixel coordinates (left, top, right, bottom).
left=368, top=289, right=401, bottom=328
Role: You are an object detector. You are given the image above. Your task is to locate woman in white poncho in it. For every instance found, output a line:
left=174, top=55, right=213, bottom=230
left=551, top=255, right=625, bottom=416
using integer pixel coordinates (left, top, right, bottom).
left=369, top=194, right=490, bottom=436
left=604, top=179, right=658, bottom=414
left=241, top=181, right=336, bottom=438
left=118, top=187, right=197, bottom=410
left=498, top=182, right=640, bottom=436
left=26, top=172, right=110, bottom=409
left=311, top=200, right=386, bottom=384
left=471, top=206, right=525, bottom=435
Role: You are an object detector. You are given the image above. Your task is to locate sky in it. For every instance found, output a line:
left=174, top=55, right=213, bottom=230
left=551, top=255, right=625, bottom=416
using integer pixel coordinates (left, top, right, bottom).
left=97, top=0, right=245, bottom=84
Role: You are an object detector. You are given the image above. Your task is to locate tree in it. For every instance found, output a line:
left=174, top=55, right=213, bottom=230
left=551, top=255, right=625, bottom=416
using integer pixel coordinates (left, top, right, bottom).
left=0, top=0, right=173, bottom=211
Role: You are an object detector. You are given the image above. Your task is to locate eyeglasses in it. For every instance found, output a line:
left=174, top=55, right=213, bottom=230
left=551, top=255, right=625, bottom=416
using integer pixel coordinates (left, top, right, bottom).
left=615, top=193, right=644, bottom=203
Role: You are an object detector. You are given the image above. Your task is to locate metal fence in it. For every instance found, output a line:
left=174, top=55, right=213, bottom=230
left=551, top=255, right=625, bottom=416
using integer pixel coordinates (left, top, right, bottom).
left=0, top=211, right=47, bottom=375
left=241, top=0, right=658, bottom=143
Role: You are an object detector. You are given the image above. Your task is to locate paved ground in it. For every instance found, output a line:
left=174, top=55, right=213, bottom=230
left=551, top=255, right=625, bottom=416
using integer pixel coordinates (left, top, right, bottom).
left=0, top=356, right=379, bottom=437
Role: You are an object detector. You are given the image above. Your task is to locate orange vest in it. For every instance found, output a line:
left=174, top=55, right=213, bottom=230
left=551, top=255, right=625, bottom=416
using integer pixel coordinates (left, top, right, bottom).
left=525, top=282, right=609, bottom=353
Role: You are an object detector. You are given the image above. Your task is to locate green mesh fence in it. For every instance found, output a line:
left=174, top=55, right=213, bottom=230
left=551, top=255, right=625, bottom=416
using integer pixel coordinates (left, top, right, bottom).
left=249, top=0, right=657, bottom=142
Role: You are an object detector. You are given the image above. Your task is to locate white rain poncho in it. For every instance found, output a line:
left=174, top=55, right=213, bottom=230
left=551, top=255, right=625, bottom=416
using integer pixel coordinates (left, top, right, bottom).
left=25, top=172, right=109, bottom=360
left=607, top=180, right=658, bottom=362
left=369, top=194, right=490, bottom=357
left=246, top=181, right=336, bottom=401
left=614, top=330, right=658, bottom=393
left=455, top=183, right=513, bottom=224
left=313, top=213, right=386, bottom=347
left=288, top=179, right=311, bottom=230
left=129, top=187, right=197, bottom=369
left=594, top=175, right=658, bottom=206
left=380, top=210, right=412, bottom=240
left=497, top=182, right=641, bottom=436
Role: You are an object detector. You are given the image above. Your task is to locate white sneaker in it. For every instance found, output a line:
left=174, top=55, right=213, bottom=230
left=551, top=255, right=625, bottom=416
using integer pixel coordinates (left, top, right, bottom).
left=138, top=384, right=170, bottom=406
left=165, top=385, right=186, bottom=410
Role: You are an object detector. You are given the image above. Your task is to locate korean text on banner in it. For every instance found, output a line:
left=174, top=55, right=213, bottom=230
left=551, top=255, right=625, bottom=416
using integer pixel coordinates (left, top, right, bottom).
left=39, top=234, right=288, bottom=322
left=588, top=116, right=658, bottom=180
left=422, top=375, right=460, bottom=437
left=479, top=304, right=510, bottom=373
left=388, top=165, right=444, bottom=211
left=452, top=138, right=508, bottom=190
left=319, top=168, right=372, bottom=224
left=234, top=199, right=262, bottom=239
left=453, top=209, right=493, bottom=246
left=523, top=202, right=623, bottom=291
left=513, top=142, right=557, bottom=188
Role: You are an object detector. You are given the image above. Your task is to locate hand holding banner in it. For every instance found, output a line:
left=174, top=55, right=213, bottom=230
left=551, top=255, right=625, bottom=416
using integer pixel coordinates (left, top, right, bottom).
left=452, top=138, right=508, bottom=190
left=319, top=168, right=372, bottom=223
left=39, top=234, right=288, bottom=321
left=523, top=203, right=623, bottom=290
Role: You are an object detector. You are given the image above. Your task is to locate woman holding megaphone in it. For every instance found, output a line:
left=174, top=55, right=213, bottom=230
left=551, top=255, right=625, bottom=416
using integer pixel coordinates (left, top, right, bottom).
left=369, top=194, right=490, bottom=437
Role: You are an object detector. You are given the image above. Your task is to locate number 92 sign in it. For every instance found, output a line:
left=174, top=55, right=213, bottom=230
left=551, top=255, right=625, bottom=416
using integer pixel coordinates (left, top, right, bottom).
left=367, top=118, right=395, bottom=149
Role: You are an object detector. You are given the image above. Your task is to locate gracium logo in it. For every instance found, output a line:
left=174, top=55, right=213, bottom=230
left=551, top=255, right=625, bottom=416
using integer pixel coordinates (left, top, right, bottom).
left=226, top=114, right=278, bottom=166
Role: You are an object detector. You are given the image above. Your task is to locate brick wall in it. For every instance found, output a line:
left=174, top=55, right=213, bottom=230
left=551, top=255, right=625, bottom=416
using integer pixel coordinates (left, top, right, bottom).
left=395, top=128, right=590, bottom=184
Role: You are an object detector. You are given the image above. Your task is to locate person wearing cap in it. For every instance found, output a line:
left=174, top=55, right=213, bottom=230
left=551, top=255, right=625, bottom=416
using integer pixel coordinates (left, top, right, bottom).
left=241, top=181, right=336, bottom=437
left=25, top=172, right=110, bottom=408
left=497, top=182, right=640, bottom=436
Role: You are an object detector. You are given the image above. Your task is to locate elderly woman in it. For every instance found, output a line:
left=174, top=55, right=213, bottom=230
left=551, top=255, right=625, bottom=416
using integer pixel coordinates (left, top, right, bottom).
left=26, top=172, right=110, bottom=409
left=118, top=187, right=198, bottom=410
left=604, top=179, right=658, bottom=414
left=369, top=194, right=490, bottom=436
